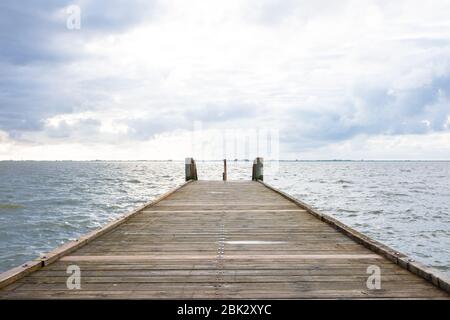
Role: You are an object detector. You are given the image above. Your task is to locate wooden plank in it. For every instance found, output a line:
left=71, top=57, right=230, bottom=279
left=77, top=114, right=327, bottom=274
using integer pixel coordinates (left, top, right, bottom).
left=0, top=180, right=448, bottom=299
left=142, top=209, right=307, bottom=213
left=258, top=180, right=450, bottom=295
left=0, top=261, right=41, bottom=291
left=60, top=254, right=383, bottom=262
left=0, top=180, right=192, bottom=290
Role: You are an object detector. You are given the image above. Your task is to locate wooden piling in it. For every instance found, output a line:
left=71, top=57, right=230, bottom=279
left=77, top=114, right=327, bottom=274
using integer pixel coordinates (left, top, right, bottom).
left=185, top=158, right=198, bottom=181
left=223, top=159, right=227, bottom=181
left=252, top=157, right=263, bottom=181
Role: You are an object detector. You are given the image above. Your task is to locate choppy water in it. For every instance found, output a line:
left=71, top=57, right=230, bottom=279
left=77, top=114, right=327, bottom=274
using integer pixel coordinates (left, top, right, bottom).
left=0, top=161, right=449, bottom=276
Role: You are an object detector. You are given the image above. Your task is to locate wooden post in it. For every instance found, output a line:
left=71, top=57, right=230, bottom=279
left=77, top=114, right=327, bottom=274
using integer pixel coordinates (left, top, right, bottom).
left=185, top=158, right=192, bottom=181
left=185, top=158, right=198, bottom=181
left=192, top=159, right=198, bottom=180
left=223, top=159, right=227, bottom=181
left=252, top=157, right=263, bottom=181
left=252, top=160, right=256, bottom=181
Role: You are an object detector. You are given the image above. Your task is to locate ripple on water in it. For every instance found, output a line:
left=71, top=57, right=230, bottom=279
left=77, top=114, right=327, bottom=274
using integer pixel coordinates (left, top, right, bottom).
left=337, top=208, right=358, bottom=213
left=51, top=199, right=82, bottom=206
left=127, top=179, right=141, bottom=184
left=336, top=179, right=353, bottom=184
left=0, top=203, right=25, bottom=209
left=368, top=210, right=383, bottom=215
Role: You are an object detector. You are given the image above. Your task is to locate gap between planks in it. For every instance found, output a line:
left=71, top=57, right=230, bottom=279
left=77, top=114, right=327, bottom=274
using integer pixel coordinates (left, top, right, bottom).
left=60, top=254, right=383, bottom=262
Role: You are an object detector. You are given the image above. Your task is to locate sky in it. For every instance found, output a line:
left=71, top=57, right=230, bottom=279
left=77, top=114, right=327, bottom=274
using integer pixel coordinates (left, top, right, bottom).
left=1, top=0, right=450, bottom=160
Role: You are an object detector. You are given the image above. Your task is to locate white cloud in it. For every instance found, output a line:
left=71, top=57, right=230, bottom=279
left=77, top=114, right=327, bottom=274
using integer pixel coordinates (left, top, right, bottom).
left=1, top=0, right=450, bottom=159
left=44, top=111, right=130, bottom=135
left=290, top=132, right=450, bottom=160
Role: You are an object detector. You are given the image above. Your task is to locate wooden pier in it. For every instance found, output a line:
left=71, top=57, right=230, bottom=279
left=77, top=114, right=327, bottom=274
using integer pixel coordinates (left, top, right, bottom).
left=0, top=159, right=449, bottom=299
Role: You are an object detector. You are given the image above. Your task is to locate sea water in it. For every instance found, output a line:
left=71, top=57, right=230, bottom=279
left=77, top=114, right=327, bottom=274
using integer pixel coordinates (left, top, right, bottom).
left=0, top=160, right=449, bottom=276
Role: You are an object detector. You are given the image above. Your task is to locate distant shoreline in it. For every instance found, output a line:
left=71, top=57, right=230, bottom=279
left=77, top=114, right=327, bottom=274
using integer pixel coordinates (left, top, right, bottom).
left=1, top=159, right=450, bottom=162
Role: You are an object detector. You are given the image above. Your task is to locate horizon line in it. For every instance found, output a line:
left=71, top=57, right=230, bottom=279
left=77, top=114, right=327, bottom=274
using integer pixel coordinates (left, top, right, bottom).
left=1, top=159, right=450, bottom=162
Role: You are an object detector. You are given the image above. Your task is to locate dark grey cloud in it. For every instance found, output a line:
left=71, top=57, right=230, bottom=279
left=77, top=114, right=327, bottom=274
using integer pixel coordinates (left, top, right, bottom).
left=80, top=0, right=158, bottom=32
left=0, top=1, right=158, bottom=65
left=0, top=1, right=64, bottom=65
left=0, top=0, right=157, bottom=137
left=282, top=74, right=450, bottom=150
left=46, top=118, right=101, bottom=139
left=0, top=63, right=74, bottom=135
left=353, top=75, right=450, bottom=135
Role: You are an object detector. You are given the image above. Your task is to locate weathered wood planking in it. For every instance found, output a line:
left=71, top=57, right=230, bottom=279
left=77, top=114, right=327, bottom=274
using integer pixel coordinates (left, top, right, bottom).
left=0, top=180, right=449, bottom=299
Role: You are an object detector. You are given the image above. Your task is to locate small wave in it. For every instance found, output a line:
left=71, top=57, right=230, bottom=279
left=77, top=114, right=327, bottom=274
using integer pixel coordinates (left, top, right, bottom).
left=105, top=205, right=121, bottom=210
left=383, top=192, right=408, bottom=197
left=0, top=203, right=25, bottom=209
left=337, top=208, right=358, bottom=213
left=336, top=179, right=353, bottom=184
left=52, top=199, right=81, bottom=205
left=127, top=179, right=141, bottom=184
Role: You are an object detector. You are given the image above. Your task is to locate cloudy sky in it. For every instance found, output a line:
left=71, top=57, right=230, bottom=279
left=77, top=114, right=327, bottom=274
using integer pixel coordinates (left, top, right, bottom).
left=1, top=0, right=450, bottom=160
